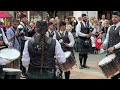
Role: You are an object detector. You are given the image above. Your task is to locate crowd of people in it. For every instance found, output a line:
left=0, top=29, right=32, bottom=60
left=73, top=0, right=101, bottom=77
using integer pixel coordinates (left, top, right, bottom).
left=0, top=11, right=120, bottom=79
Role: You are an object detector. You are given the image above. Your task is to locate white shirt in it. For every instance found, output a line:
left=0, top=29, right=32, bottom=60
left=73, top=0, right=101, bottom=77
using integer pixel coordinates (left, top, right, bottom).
left=17, top=22, right=31, bottom=40
left=18, top=22, right=25, bottom=29
left=46, top=29, right=55, bottom=37
left=0, top=28, right=10, bottom=46
left=76, top=21, right=91, bottom=37
left=0, top=57, right=10, bottom=65
left=103, top=22, right=120, bottom=49
left=53, top=30, right=75, bottom=47
left=92, top=25, right=99, bottom=35
left=22, top=39, right=66, bottom=68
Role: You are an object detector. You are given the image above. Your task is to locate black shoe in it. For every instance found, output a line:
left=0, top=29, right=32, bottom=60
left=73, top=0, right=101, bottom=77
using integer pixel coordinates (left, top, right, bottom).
left=83, top=65, right=90, bottom=68
left=79, top=66, right=84, bottom=69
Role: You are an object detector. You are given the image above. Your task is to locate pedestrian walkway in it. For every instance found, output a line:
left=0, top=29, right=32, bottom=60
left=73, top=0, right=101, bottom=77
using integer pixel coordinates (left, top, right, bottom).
left=69, top=52, right=109, bottom=79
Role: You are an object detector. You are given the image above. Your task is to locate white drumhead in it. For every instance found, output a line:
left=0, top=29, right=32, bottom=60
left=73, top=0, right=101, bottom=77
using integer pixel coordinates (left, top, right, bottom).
left=0, top=48, right=20, bottom=61
left=64, top=51, right=71, bottom=58
left=3, top=68, right=21, bottom=72
left=98, top=54, right=116, bottom=66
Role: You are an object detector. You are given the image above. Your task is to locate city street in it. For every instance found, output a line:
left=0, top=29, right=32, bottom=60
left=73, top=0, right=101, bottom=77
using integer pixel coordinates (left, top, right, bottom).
left=69, top=52, right=109, bottom=79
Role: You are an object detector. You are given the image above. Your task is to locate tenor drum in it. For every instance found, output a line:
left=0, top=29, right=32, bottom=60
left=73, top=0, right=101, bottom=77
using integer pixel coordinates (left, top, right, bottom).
left=58, top=51, right=76, bottom=72
left=98, top=54, right=120, bottom=78
left=3, top=68, right=22, bottom=79
left=0, top=48, right=20, bottom=69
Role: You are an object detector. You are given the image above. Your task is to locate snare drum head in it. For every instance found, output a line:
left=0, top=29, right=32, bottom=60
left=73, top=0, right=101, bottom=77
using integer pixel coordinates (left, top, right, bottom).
left=3, top=68, right=21, bottom=72
left=98, top=54, right=116, bottom=66
left=64, top=51, right=71, bottom=58
left=0, top=48, right=20, bottom=61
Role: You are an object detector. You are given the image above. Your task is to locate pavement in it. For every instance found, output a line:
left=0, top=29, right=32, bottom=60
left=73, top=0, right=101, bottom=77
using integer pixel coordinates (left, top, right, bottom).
left=69, top=52, right=109, bottom=79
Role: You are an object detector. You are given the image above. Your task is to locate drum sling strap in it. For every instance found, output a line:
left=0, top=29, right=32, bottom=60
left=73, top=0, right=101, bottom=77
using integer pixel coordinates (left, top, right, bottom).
left=11, top=28, right=20, bottom=47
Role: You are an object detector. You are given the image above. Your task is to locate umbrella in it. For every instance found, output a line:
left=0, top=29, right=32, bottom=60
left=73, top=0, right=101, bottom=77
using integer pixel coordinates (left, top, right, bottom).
left=0, top=11, right=12, bottom=18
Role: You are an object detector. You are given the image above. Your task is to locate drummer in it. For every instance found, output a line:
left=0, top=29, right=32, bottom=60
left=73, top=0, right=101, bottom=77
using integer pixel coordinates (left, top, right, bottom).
left=0, top=57, right=11, bottom=79
left=0, top=27, right=12, bottom=79
left=101, top=11, right=120, bottom=79
left=53, top=21, right=75, bottom=79
left=21, top=20, right=66, bottom=79
left=0, top=39, right=11, bottom=79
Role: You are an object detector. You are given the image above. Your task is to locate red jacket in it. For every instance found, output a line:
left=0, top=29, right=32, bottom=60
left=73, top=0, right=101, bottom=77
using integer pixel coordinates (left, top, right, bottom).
left=95, top=37, right=102, bottom=49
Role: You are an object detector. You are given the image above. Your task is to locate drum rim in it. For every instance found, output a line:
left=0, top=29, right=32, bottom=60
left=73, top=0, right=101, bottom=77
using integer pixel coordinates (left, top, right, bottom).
left=0, top=48, right=20, bottom=61
left=98, top=54, right=116, bottom=66
left=98, top=59, right=113, bottom=66
left=3, top=68, right=22, bottom=72
left=64, top=51, right=71, bottom=58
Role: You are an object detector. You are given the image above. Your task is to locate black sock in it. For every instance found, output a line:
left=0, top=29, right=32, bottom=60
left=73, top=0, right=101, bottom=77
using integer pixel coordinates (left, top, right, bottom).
left=83, top=54, right=88, bottom=66
left=111, top=73, right=120, bottom=79
left=64, top=71, right=70, bottom=79
left=79, top=54, right=84, bottom=66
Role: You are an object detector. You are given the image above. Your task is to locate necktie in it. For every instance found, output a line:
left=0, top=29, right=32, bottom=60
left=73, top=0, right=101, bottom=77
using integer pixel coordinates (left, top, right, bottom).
left=61, top=32, right=64, bottom=38
left=113, top=26, right=116, bottom=31
left=51, top=31, right=54, bottom=35
left=85, top=22, right=87, bottom=27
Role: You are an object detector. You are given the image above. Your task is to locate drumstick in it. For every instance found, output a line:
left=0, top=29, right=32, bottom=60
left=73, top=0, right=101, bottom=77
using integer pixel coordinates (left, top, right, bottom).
left=0, top=46, right=6, bottom=49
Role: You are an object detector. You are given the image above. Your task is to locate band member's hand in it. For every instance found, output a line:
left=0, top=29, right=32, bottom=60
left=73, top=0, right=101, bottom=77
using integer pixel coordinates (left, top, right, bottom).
left=108, top=47, right=114, bottom=52
left=64, top=43, right=69, bottom=47
left=100, top=44, right=105, bottom=49
left=14, top=32, right=19, bottom=37
left=89, top=32, right=92, bottom=36
left=59, top=39, right=63, bottom=43
left=86, top=34, right=90, bottom=38
left=0, top=41, right=3, bottom=46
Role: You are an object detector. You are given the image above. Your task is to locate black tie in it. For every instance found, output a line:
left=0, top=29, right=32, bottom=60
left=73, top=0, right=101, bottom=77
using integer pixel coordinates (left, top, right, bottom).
left=51, top=31, right=54, bottom=35
left=85, top=22, right=87, bottom=27
left=113, top=26, right=116, bottom=31
left=61, top=32, right=64, bottom=38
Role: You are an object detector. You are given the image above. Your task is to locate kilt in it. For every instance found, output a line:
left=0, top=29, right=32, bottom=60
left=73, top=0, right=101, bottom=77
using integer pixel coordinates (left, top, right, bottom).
left=74, top=37, right=79, bottom=52
left=26, top=67, right=57, bottom=79
left=77, top=37, right=93, bottom=54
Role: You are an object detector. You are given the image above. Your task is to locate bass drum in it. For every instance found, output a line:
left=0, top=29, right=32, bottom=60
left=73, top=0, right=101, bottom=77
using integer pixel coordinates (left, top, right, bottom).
left=0, top=48, right=20, bottom=69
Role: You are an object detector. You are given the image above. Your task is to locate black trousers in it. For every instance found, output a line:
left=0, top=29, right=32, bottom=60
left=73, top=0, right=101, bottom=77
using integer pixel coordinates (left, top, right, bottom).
left=64, top=71, right=70, bottom=79
left=20, top=39, right=27, bottom=76
left=0, top=66, right=4, bottom=79
left=111, top=73, right=120, bottom=79
left=79, top=53, right=88, bottom=66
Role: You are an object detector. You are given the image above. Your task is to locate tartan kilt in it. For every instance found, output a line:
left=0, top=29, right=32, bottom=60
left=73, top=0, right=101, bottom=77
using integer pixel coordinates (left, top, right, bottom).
left=26, top=67, right=57, bottom=79
left=77, top=37, right=93, bottom=54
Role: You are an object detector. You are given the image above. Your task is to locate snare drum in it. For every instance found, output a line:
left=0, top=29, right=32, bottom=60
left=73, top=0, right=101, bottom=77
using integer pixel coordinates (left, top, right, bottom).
left=3, top=68, right=22, bottom=79
left=0, top=48, right=20, bottom=69
left=98, top=54, right=120, bottom=78
left=58, top=51, right=76, bottom=72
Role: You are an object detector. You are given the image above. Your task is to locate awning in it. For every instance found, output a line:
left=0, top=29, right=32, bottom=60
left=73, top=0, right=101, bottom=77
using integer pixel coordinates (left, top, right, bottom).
left=0, top=11, right=12, bottom=18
